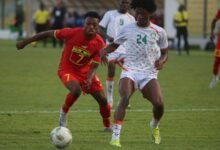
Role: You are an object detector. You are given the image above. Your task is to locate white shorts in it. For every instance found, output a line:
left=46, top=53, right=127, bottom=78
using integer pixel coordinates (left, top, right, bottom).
left=120, top=70, right=157, bottom=90
left=107, top=45, right=126, bottom=62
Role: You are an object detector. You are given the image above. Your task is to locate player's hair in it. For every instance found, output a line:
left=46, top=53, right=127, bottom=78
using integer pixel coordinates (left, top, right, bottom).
left=178, top=4, right=186, bottom=11
left=131, top=0, right=157, bottom=13
left=84, top=11, right=100, bottom=20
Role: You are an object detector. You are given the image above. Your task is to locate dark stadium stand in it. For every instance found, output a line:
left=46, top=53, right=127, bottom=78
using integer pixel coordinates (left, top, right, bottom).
left=44, top=0, right=118, bottom=15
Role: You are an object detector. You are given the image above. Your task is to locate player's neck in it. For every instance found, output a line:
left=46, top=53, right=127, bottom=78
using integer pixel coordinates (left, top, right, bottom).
left=84, top=33, right=96, bottom=40
left=118, top=9, right=127, bottom=14
left=137, top=21, right=150, bottom=28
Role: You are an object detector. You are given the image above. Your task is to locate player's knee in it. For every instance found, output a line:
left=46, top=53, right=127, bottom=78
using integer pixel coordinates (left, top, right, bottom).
left=66, top=81, right=81, bottom=98
left=99, top=98, right=108, bottom=106
left=155, top=102, right=164, bottom=112
left=99, top=102, right=111, bottom=118
left=152, top=96, right=164, bottom=108
left=70, top=89, right=81, bottom=98
left=143, top=94, right=149, bottom=100
left=118, top=97, right=129, bottom=108
left=156, top=102, right=164, bottom=112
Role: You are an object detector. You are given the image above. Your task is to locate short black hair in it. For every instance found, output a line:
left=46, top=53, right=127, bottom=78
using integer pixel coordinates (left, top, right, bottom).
left=84, top=11, right=100, bottom=20
left=131, top=0, right=157, bottom=13
left=178, top=4, right=185, bottom=11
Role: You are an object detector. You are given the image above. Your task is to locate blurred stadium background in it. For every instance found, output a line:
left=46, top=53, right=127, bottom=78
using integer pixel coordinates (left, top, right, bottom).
left=0, top=0, right=219, bottom=49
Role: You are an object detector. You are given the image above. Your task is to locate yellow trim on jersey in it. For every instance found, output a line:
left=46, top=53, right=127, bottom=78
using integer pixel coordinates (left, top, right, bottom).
left=72, top=47, right=91, bottom=57
left=91, top=60, right=100, bottom=64
left=69, top=47, right=92, bottom=66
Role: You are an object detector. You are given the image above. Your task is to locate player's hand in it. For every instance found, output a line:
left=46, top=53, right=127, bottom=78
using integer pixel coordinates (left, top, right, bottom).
left=100, top=49, right=108, bottom=65
left=16, top=41, right=26, bottom=50
left=109, top=58, right=128, bottom=71
left=155, top=59, right=164, bottom=70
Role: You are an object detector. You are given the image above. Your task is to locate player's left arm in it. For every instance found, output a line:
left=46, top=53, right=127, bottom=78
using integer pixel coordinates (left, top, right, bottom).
left=155, top=48, right=168, bottom=70
left=85, top=62, right=99, bottom=91
left=100, top=43, right=120, bottom=65
left=85, top=37, right=105, bottom=90
left=155, top=29, right=169, bottom=70
left=99, top=26, right=114, bottom=43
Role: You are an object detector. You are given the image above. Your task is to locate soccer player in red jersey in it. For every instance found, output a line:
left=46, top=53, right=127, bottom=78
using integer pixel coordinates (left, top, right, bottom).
left=16, top=11, right=112, bottom=131
left=209, top=9, right=220, bottom=88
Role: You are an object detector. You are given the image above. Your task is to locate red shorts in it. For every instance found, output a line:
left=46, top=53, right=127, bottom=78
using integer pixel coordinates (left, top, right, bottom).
left=215, top=35, right=220, bottom=57
left=58, top=70, right=103, bottom=94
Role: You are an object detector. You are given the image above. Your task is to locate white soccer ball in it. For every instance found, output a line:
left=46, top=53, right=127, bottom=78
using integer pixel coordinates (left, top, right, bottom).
left=50, top=126, right=72, bottom=149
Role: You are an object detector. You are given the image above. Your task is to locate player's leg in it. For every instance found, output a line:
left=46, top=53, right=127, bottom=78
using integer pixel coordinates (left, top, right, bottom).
left=213, top=56, right=220, bottom=78
left=89, top=75, right=111, bottom=131
left=176, top=27, right=181, bottom=55
left=141, top=79, right=164, bottom=144
left=63, top=80, right=82, bottom=112
left=38, top=24, right=47, bottom=47
left=91, top=91, right=111, bottom=131
left=106, top=62, right=116, bottom=107
left=34, top=25, right=39, bottom=46
left=58, top=73, right=82, bottom=127
left=183, top=27, right=189, bottom=55
left=42, top=24, right=48, bottom=47
left=209, top=56, right=220, bottom=88
left=110, top=77, right=135, bottom=147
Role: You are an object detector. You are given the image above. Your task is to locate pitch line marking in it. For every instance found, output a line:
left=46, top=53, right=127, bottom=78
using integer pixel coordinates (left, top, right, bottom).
left=0, top=108, right=220, bottom=114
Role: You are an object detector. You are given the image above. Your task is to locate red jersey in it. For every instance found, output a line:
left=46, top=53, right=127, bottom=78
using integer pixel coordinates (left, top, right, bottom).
left=215, top=9, right=220, bottom=57
left=55, top=28, right=105, bottom=75
left=215, top=9, right=220, bottom=19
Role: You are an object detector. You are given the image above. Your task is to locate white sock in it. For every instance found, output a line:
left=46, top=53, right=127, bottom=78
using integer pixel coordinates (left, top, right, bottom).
left=112, top=124, right=122, bottom=140
left=150, top=118, right=159, bottom=128
left=214, top=75, right=219, bottom=81
left=106, top=80, right=114, bottom=102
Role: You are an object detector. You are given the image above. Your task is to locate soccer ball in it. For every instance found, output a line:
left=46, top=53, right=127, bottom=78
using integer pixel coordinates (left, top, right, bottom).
left=50, top=126, right=72, bottom=149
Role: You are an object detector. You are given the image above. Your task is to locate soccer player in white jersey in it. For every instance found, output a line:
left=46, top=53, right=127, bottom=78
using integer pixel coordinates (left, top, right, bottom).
left=101, top=0, right=168, bottom=147
left=99, top=0, right=135, bottom=107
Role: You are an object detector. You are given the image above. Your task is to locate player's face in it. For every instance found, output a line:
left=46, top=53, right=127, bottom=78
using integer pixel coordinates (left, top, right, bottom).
left=119, top=0, right=131, bottom=13
left=135, top=8, right=152, bottom=27
left=84, top=17, right=99, bottom=38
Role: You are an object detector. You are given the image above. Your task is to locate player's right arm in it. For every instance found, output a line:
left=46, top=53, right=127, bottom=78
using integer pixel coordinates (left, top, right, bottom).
left=16, top=30, right=55, bottom=50
left=100, top=24, right=128, bottom=65
left=99, top=26, right=114, bottom=43
left=100, top=43, right=119, bottom=65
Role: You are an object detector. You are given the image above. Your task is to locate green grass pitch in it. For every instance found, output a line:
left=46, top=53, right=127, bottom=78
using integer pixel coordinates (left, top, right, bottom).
left=0, top=40, right=220, bottom=150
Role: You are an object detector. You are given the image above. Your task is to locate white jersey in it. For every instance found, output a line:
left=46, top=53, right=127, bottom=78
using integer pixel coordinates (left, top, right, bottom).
left=99, top=10, right=135, bottom=45
left=114, top=22, right=168, bottom=75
